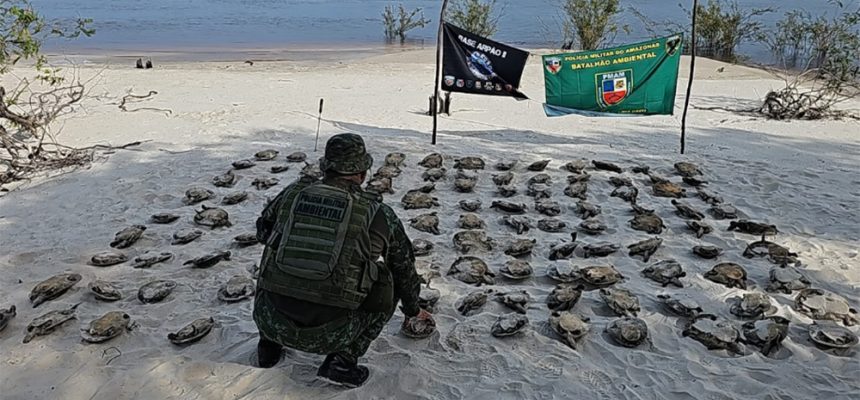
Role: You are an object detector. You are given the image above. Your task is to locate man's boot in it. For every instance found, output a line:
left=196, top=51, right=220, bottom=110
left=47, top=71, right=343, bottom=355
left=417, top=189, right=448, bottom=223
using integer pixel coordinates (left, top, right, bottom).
left=257, top=337, right=283, bottom=368
left=317, top=353, right=370, bottom=388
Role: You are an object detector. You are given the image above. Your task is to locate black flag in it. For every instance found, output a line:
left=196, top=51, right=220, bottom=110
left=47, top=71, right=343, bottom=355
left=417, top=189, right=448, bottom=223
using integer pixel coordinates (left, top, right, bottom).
left=441, top=23, right=529, bottom=99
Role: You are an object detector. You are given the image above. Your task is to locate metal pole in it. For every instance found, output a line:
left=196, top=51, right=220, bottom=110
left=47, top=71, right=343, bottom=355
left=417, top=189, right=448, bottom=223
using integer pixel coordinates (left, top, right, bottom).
left=680, top=0, right=698, bottom=154
left=432, top=0, right=450, bottom=145
left=314, top=98, right=324, bottom=152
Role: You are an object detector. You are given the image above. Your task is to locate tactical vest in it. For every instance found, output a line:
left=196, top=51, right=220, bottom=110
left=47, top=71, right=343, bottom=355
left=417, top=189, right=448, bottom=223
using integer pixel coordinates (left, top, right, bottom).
left=259, top=181, right=381, bottom=310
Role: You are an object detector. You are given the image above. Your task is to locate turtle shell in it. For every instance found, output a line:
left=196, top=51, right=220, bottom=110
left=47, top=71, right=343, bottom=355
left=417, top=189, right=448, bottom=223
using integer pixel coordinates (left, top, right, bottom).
left=458, top=213, right=485, bottom=230
left=547, top=262, right=580, bottom=283
left=692, top=245, right=722, bottom=259
left=704, top=263, right=748, bottom=289
left=233, top=233, right=259, bottom=246
left=412, top=239, right=435, bottom=257
left=453, top=230, right=494, bottom=253
left=549, top=311, right=589, bottom=349
left=448, top=257, right=494, bottom=286
left=580, top=265, right=623, bottom=287
left=457, top=290, right=491, bottom=315
left=641, top=259, right=685, bottom=287
left=730, top=293, right=775, bottom=319
left=657, top=294, right=702, bottom=317
left=490, top=201, right=527, bottom=214
left=221, top=191, right=248, bottom=205
left=23, top=303, right=79, bottom=343
left=90, top=251, right=129, bottom=267
left=422, top=168, right=447, bottom=182
left=418, top=153, right=443, bottom=168
left=674, top=162, right=701, bottom=177
left=89, top=280, right=122, bottom=302
left=682, top=314, right=741, bottom=353
left=29, top=273, right=82, bottom=308
left=741, top=316, right=789, bottom=356
left=459, top=199, right=482, bottom=212
left=151, top=213, right=180, bottom=224
left=766, top=266, right=809, bottom=293
left=491, top=313, right=529, bottom=337
left=495, top=160, right=517, bottom=171
left=606, top=317, right=649, bottom=348
left=81, top=311, right=132, bottom=343
left=535, top=199, right=562, bottom=217
left=285, top=152, right=307, bottom=162
left=808, top=322, right=859, bottom=349
left=454, top=156, right=485, bottom=170
left=401, top=191, right=439, bottom=210
left=384, top=152, right=406, bottom=167
left=538, top=218, right=567, bottom=233
left=168, top=317, right=215, bottom=345
left=547, top=284, right=583, bottom=311
left=500, top=260, right=533, bottom=280
left=527, top=159, right=551, bottom=171
left=563, top=160, right=588, bottom=173
left=592, top=160, right=622, bottom=173
left=504, top=238, right=536, bottom=257
left=795, top=289, right=858, bottom=325
left=653, top=181, right=686, bottom=198
left=599, top=287, right=640, bottom=317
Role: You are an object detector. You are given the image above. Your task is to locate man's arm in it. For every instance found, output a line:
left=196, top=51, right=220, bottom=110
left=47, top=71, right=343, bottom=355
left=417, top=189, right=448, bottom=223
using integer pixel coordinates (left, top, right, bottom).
left=379, top=204, right=422, bottom=317
left=256, top=187, right=291, bottom=244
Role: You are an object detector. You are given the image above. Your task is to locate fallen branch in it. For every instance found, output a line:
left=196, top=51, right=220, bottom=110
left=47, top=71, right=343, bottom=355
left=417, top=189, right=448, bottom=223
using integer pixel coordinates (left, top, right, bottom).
left=118, top=90, right=173, bottom=115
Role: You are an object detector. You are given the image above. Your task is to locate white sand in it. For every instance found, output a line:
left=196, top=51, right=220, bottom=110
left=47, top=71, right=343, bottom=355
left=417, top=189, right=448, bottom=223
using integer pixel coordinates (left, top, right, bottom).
left=1, top=50, right=858, bottom=399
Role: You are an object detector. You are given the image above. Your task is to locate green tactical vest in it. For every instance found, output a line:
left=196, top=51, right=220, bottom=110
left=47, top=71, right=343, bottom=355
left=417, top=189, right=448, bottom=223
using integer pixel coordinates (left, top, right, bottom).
left=258, top=181, right=381, bottom=310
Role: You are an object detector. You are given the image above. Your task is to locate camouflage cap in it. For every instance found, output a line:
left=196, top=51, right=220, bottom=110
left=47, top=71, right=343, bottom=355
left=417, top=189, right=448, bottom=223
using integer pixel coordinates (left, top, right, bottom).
left=319, top=133, right=374, bottom=175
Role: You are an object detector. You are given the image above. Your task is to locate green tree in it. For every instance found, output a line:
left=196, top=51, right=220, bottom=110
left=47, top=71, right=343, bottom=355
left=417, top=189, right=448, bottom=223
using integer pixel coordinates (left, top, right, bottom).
left=446, top=0, right=503, bottom=38
left=686, top=0, right=773, bottom=62
left=561, top=0, right=628, bottom=50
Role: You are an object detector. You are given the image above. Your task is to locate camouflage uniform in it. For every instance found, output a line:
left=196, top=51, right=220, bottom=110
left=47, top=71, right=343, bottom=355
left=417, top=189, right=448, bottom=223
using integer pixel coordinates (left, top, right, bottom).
left=253, top=134, right=421, bottom=360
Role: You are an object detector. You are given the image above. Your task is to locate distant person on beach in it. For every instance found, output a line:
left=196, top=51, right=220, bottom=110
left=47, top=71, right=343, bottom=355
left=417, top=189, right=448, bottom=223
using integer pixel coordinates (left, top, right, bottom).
left=253, top=133, right=433, bottom=388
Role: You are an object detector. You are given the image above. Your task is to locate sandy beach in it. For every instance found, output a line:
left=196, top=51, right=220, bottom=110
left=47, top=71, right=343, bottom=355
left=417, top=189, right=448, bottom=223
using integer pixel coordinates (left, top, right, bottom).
left=0, top=49, right=858, bottom=399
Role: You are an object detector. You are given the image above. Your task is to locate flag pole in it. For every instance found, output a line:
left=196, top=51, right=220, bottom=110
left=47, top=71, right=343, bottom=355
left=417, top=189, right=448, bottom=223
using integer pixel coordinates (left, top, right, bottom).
left=680, top=0, right=698, bottom=154
left=432, top=0, right=450, bottom=145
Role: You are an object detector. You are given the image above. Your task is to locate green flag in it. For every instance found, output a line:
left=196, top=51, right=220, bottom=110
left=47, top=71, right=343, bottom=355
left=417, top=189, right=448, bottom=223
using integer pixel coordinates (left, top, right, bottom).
left=543, top=34, right=684, bottom=116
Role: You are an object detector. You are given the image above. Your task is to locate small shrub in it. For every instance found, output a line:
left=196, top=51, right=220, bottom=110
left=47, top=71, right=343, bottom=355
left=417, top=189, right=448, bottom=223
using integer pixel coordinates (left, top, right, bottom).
left=561, top=0, right=628, bottom=51
left=382, top=3, right=430, bottom=44
left=685, top=0, right=773, bottom=62
left=446, top=0, right=502, bottom=38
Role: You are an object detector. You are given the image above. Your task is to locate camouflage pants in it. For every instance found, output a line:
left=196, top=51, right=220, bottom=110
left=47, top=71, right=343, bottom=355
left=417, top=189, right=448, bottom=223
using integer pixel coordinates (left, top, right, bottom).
left=253, top=293, right=393, bottom=359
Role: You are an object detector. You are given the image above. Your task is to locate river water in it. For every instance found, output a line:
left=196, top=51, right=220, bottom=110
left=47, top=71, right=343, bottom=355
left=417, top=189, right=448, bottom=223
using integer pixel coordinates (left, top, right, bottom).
left=32, top=0, right=845, bottom=62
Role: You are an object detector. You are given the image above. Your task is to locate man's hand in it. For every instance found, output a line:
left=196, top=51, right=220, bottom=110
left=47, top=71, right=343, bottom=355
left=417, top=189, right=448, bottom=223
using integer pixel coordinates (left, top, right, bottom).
left=400, top=309, right=436, bottom=339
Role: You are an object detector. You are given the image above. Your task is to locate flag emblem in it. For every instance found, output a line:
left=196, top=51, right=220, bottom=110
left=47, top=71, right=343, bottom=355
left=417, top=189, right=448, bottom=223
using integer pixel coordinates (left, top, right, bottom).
left=545, top=57, right=562, bottom=74
left=598, top=70, right=632, bottom=107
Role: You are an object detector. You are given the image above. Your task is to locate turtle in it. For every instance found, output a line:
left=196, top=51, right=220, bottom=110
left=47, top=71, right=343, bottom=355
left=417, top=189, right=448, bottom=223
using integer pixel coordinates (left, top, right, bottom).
left=131, top=251, right=174, bottom=268
left=729, top=220, right=779, bottom=236
left=299, top=162, right=323, bottom=181
left=578, top=219, right=606, bottom=235
left=566, top=173, right=591, bottom=183
left=671, top=200, right=704, bottom=220
left=674, top=162, right=701, bottom=177
left=418, top=280, right=441, bottom=312
left=686, top=221, right=713, bottom=238
left=374, top=165, right=401, bottom=179
left=172, top=228, right=203, bottom=245
left=412, top=239, right=435, bottom=257
left=233, top=233, right=259, bottom=247
left=366, top=177, right=394, bottom=194
left=490, top=200, right=527, bottom=214
left=548, top=233, right=579, bottom=260
left=0, top=305, right=15, bottom=332
left=455, top=169, right=480, bottom=182
left=232, top=159, right=256, bottom=170
left=582, top=242, right=620, bottom=258
left=184, top=251, right=232, bottom=269
left=252, top=177, right=280, bottom=190
left=600, top=287, right=640, bottom=317
left=221, top=191, right=249, bottom=205
left=730, top=292, right=776, bottom=319
left=682, top=176, right=708, bottom=187
left=631, top=165, right=651, bottom=174
left=138, top=280, right=178, bottom=304
left=697, top=188, right=724, bottom=206
left=580, top=265, right=624, bottom=287
left=647, top=173, right=671, bottom=185
left=410, top=212, right=440, bottom=235
left=495, top=290, right=531, bottom=314
left=454, top=178, right=478, bottom=193
left=794, top=289, right=859, bottom=326
left=608, top=176, right=632, bottom=187
left=527, top=173, right=552, bottom=185
left=194, top=205, right=232, bottom=229
left=526, top=183, right=552, bottom=199
left=454, top=156, right=485, bottom=170
left=459, top=199, right=482, bottom=212
left=535, top=199, right=562, bottom=217
left=808, top=322, right=859, bottom=349
left=630, top=203, right=655, bottom=215
left=547, top=283, right=584, bottom=312
left=491, top=314, right=530, bottom=337
left=610, top=185, right=639, bottom=203
left=23, top=303, right=80, bottom=343
left=709, top=204, right=739, bottom=219
left=453, top=230, right=494, bottom=253
left=538, top=218, right=567, bottom=233
left=419, top=153, right=444, bottom=169
left=592, top=160, right=623, bottom=173
left=448, top=257, right=495, bottom=286
left=527, top=159, right=551, bottom=172
left=384, top=152, right=406, bottom=167
left=270, top=164, right=290, bottom=174
left=412, top=182, right=437, bottom=193
left=574, top=201, right=602, bottom=219
left=743, top=238, right=798, bottom=265
left=766, top=266, right=811, bottom=294
left=495, top=160, right=517, bottom=171
left=657, top=293, right=703, bottom=317
left=499, top=259, right=534, bottom=280
left=286, top=152, right=307, bottom=163
left=682, top=314, right=743, bottom=355
left=90, top=251, right=128, bottom=267
left=401, top=314, right=437, bottom=339
left=110, top=225, right=147, bottom=249
left=549, top=312, right=590, bottom=350
left=504, top=238, right=536, bottom=257
left=606, top=317, right=649, bottom=348
left=81, top=311, right=133, bottom=343
left=642, top=259, right=686, bottom=287
left=168, top=317, right=215, bottom=345
left=457, top=289, right=492, bottom=316
left=547, top=262, right=580, bottom=283
left=497, top=184, right=518, bottom=197
left=151, top=213, right=180, bottom=224
left=30, top=273, right=82, bottom=308
left=653, top=181, right=686, bottom=198
left=563, top=182, right=588, bottom=200
left=218, top=275, right=256, bottom=302
left=401, top=191, right=439, bottom=210
left=563, top=160, right=589, bottom=173
left=89, top=280, right=122, bottom=302
left=692, top=245, right=723, bottom=259
left=629, top=213, right=666, bottom=234
left=502, top=215, right=532, bottom=235
left=628, top=237, right=663, bottom=263
left=212, top=170, right=237, bottom=188
left=704, top=263, right=748, bottom=289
